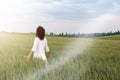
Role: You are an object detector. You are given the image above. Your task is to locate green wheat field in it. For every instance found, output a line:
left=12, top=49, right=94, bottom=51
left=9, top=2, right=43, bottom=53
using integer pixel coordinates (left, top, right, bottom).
left=0, top=33, right=120, bottom=80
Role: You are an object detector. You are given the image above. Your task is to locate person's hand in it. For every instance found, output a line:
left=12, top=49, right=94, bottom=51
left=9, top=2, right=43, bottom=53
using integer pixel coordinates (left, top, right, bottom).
left=48, top=52, right=52, bottom=58
left=26, top=51, right=33, bottom=61
left=26, top=55, right=30, bottom=61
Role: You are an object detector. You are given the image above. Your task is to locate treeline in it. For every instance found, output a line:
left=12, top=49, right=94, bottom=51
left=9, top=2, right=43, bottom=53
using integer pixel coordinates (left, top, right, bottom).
left=48, top=30, right=120, bottom=37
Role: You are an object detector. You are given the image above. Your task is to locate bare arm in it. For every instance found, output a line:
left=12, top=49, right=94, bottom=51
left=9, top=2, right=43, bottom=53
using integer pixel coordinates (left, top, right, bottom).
left=26, top=51, right=34, bottom=61
left=47, top=51, right=52, bottom=58
left=26, top=38, right=38, bottom=61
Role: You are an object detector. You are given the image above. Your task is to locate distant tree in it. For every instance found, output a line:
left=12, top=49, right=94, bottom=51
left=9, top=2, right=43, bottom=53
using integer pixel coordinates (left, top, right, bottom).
left=50, top=32, right=54, bottom=36
left=61, top=33, right=64, bottom=36
left=65, top=32, right=68, bottom=36
left=116, top=30, right=120, bottom=34
left=76, top=32, right=80, bottom=37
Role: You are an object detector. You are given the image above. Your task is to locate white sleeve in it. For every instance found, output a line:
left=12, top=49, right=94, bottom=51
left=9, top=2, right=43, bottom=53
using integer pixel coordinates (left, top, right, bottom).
left=31, top=38, right=39, bottom=52
left=45, top=38, right=49, bottom=52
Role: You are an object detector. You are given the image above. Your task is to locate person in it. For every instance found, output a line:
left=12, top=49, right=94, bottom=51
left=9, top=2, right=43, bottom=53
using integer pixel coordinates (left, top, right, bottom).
left=26, top=26, right=51, bottom=66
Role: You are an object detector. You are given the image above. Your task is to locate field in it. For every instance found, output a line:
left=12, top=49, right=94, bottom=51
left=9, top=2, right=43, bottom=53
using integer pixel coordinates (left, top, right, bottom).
left=0, top=33, right=120, bottom=80
left=95, top=34, right=120, bottom=40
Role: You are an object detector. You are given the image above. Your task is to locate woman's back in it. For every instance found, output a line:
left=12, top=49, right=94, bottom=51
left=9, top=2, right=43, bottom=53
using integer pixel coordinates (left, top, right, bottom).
left=31, top=37, right=49, bottom=60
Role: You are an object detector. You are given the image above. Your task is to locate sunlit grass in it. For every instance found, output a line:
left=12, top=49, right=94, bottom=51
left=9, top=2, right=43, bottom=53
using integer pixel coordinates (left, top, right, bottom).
left=0, top=33, right=120, bottom=80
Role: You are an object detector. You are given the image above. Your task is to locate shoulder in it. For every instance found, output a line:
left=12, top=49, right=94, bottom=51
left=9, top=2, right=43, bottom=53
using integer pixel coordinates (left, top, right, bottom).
left=34, top=37, right=39, bottom=41
left=34, top=37, right=39, bottom=40
left=44, top=37, right=48, bottom=42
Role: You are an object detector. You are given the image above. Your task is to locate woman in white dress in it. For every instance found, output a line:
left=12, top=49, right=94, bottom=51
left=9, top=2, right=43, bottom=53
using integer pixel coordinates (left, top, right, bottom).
left=26, top=26, right=51, bottom=66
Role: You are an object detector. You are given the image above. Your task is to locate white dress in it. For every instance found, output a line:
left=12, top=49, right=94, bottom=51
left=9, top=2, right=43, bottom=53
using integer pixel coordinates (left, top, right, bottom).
left=31, top=37, right=49, bottom=61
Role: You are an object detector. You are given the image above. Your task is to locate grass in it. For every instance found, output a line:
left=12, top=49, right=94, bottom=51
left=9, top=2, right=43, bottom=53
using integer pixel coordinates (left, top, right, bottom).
left=0, top=33, right=120, bottom=80
left=95, top=34, right=120, bottom=40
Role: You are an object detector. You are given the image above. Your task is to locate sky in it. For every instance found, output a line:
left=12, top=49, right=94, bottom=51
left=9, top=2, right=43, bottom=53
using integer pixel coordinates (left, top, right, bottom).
left=0, top=0, right=120, bottom=33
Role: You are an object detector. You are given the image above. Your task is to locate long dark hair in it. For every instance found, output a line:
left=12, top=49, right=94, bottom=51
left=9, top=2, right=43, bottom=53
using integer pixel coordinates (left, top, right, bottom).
left=36, top=26, right=45, bottom=40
